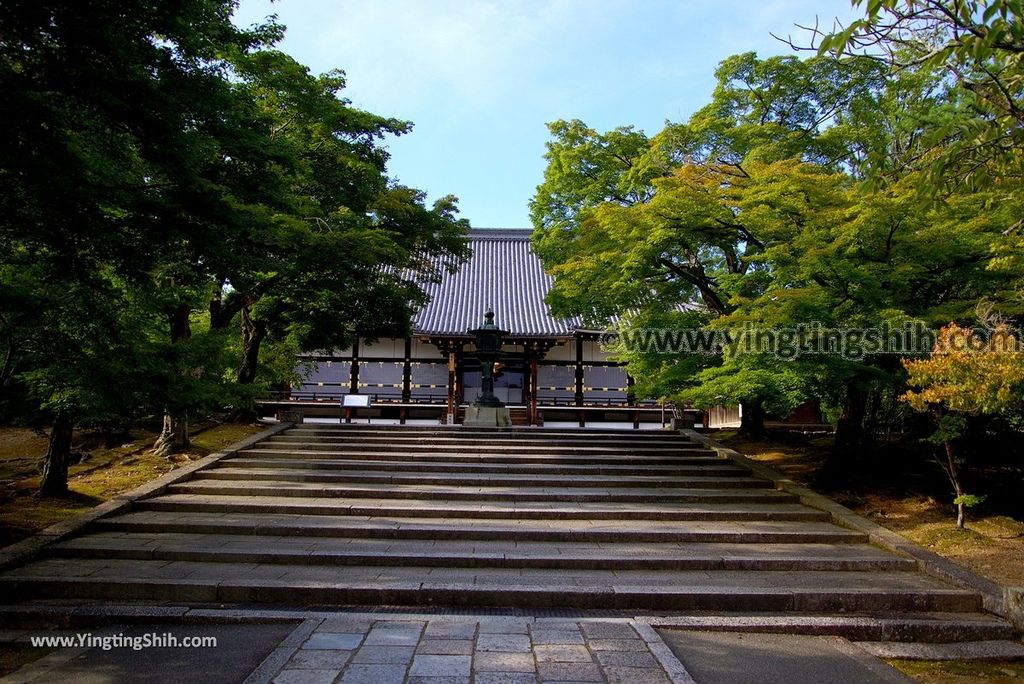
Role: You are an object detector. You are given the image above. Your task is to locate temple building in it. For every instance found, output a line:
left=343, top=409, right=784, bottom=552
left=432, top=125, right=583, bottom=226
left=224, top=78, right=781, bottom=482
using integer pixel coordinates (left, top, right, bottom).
left=290, top=228, right=666, bottom=426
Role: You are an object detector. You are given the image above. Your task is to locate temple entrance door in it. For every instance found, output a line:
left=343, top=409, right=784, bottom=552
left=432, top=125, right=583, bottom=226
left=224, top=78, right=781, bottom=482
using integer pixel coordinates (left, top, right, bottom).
left=462, top=367, right=525, bottom=404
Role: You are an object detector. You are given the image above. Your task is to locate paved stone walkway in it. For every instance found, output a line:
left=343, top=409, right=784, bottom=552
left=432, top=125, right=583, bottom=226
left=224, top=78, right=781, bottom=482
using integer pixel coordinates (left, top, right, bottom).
left=258, top=616, right=690, bottom=684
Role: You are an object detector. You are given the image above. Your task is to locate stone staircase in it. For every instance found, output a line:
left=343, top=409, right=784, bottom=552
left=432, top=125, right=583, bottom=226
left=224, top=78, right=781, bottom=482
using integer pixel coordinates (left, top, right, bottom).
left=0, top=425, right=1017, bottom=644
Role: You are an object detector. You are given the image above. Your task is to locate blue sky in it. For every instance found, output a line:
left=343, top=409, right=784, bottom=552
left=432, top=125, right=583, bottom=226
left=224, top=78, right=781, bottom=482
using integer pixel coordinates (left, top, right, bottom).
left=233, top=0, right=860, bottom=228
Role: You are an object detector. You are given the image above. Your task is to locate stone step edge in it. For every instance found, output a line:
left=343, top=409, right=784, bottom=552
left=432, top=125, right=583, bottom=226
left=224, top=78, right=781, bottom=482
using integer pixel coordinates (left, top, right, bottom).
left=644, top=614, right=1016, bottom=643
left=284, top=427, right=685, bottom=436
left=174, top=474, right=772, bottom=490
left=237, top=449, right=722, bottom=464
left=222, top=458, right=735, bottom=473
left=192, top=471, right=757, bottom=485
left=853, top=639, right=1024, bottom=661
left=91, top=518, right=871, bottom=544
left=141, top=496, right=830, bottom=522
left=260, top=442, right=710, bottom=454
left=273, top=434, right=697, bottom=444
left=0, top=604, right=1008, bottom=646
left=0, top=577, right=984, bottom=612
left=148, top=489, right=794, bottom=505
left=45, top=545, right=910, bottom=571
left=206, top=464, right=753, bottom=477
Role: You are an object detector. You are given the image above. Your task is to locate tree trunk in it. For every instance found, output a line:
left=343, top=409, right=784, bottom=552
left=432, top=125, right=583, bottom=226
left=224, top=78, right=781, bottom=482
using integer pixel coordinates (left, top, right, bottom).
left=0, top=341, right=16, bottom=389
left=152, top=413, right=189, bottom=458
left=835, top=381, right=869, bottom=454
left=39, top=412, right=73, bottom=496
left=944, top=439, right=967, bottom=528
left=237, top=306, right=267, bottom=385
left=152, top=303, right=192, bottom=456
left=738, top=400, right=765, bottom=439
left=168, top=303, right=192, bottom=343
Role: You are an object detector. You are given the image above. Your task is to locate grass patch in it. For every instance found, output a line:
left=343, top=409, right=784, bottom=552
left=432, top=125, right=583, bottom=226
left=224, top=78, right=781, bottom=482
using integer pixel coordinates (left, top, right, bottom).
left=0, top=422, right=266, bottom=548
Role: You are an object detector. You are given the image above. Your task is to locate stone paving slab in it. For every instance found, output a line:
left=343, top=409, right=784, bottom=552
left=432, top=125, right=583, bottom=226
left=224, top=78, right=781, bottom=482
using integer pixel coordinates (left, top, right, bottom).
left=263, top=617, right=690, bottom=684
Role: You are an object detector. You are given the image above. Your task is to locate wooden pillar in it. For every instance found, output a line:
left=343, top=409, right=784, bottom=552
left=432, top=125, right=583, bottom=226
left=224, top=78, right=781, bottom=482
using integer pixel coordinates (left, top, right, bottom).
left=349, top=337, right=360, bottom=394
left=446, top=351, right=456, bottom=425
left=344, top=338, right=360, bottom=424
left=455, top=345, right=465, bottom=405
left=529, top=354, right=539, bottom=426
left=402, top=337, right=412, bottom=403
left=574, top=336, right=584, bottom=407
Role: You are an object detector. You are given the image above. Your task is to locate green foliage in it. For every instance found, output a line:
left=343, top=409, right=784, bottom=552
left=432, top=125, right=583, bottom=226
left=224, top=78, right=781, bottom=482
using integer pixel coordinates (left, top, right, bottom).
left=531, top=47, right=1019, bottom=441
left=953, top=493, right=987, bottom=508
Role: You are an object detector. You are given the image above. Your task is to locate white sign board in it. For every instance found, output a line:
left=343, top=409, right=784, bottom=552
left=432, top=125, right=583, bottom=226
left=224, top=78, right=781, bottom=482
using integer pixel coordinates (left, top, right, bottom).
left=342, top=394, right=371, bottom=407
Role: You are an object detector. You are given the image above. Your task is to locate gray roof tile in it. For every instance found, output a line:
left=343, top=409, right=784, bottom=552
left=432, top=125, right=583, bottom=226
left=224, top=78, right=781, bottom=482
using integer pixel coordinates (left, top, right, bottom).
left=413, top=229, right=581, bottom=337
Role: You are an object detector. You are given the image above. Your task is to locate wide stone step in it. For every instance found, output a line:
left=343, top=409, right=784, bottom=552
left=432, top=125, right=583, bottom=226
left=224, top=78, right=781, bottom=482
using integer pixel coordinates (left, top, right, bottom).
left=240, top=448, right=719, bottom=466
left=273, top=434, right=697, bottom=448
left=284, top=426, right=687, bottom=440
left=649, top=613, right=1016, bottom=643
left=185, top=468, right=763, bottom=490
left=0, top=559, right=982, bottom=612
left=167, top=479, right=774, bottom=505
left=46, top=533, right=915, bottom=571
left=143, top=491, right=830, bottom=522
left=94, top=511, right=869, bottom=544
left=161, top=481, right=792, bottom=504
left=260, top=440, right=707, bottom=456
left=224, top=456, right=739, bottom=476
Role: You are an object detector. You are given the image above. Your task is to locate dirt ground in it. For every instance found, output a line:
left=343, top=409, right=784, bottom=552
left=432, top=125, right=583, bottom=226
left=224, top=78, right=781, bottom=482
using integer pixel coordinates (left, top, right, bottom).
left=0, top=422, right=265, bottom=547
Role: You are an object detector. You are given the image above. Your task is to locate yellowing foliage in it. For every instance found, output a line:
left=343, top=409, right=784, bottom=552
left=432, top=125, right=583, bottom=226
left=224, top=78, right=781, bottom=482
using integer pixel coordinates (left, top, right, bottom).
left=902, top=323, right=1024, bottom=416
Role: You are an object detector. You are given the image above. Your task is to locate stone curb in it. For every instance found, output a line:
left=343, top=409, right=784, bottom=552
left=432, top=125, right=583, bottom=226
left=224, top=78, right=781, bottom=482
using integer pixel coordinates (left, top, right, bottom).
left=242, top=617, right=323, bottom=684
left=0, top=421, right=293, bottom=574
left=633, top=622, right=696, bottom=684
left=685, top=430, right=1023, bottom=632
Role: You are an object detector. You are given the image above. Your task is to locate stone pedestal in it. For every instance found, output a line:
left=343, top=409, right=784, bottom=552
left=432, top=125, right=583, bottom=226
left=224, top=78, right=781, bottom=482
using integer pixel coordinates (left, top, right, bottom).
left=463, top=405, right=511, bottom=428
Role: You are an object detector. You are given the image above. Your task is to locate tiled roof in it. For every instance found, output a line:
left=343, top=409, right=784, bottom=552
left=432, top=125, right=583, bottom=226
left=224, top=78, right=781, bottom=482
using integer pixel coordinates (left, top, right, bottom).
left=412, top=229, right=582, bottom=337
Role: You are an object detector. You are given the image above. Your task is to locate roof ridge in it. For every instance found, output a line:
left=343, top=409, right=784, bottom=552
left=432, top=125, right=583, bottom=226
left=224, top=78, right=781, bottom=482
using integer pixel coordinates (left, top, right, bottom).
left=469, top=228, right=532, bottom=239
